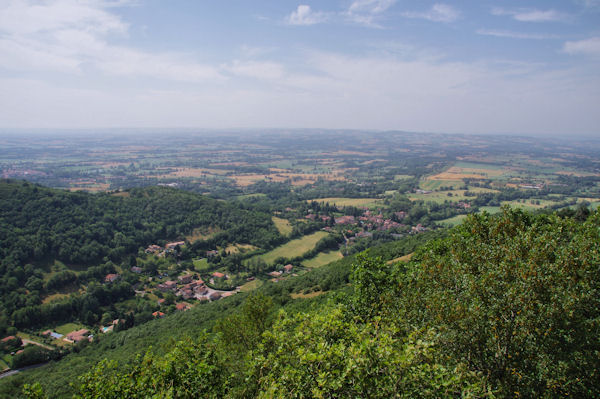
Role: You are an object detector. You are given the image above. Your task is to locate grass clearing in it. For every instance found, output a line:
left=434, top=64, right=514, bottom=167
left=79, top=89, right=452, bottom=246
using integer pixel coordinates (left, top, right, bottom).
left=193, top=258, right=210, bottom=271
left=0, top=357, right=9, bottom=371
left=419, top=180, right=465, bottom=191
left=302, top=251, right=343, bottom=268
left=310, top=197, right=383, bottom=208
left=225, top=244, right=258, bottom=254
left=256, top=231, right=330, bottom=264
left=291, top=291, right=324, bottom=299
left=387, top=253, right=414, bottom=265
left=55, top=323, right=85, bottom=336
left=239, top=279, right=263, bottom=292
left=394, top=174, right=413, bottom=180
left=439, top=214, right=468, bottom=227
left=272, top=216, right=293, bottom=236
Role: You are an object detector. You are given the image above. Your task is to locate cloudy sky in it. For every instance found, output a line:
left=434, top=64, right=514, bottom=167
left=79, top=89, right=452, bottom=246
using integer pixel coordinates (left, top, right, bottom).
left=0, top=0, right=599, bottom=135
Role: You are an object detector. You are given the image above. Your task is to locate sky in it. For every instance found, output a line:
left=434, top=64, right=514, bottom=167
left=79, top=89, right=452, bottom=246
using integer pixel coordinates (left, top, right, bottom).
left=0, top=0, right=599, bottom=136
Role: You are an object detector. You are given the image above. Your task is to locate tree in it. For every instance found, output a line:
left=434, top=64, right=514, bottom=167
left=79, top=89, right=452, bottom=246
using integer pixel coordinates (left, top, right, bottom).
left=402, top=208, right=600, bottom=397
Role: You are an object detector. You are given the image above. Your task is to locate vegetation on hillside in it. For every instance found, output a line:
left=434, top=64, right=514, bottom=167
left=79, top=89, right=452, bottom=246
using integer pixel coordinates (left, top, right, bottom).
left=18, top=208, right=598, bottom=398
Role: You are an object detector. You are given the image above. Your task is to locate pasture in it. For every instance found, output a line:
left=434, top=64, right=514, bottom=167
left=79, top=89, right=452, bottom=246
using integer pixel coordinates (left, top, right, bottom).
left=256, top=231, right=330, bottom=264
left=302, top=251, right=343, bottom=268
left=272, top=216, right=293, bottom=236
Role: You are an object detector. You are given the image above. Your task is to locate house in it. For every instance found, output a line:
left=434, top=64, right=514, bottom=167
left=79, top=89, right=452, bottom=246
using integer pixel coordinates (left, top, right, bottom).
left=175, top=303, right=189, bottom=311
left=65, top=329, right=90, bottom=343
left=283, top=264, right=293, bottom=273
left=268, top=271, right=282, bottom=278
left=105, top=273, right=120, bottom=283
left=152, top=311, right=165, bottom=318
left=157, top=298, right=166, bottom=306
left=208, top=292, right=222, bottom=301
left=145, top=244, right=162, bottom=254
left=131, top=266, right=143, bottom=274
left=194, top=285, right=208, bottom=295
left=178, top=274, right=193, bottom=284
left=1, top=335, right=17, bottom=343
left=335, top=215, right=355, bottom=225
left=206, top=250, right=219, bottom=257
left=212, top=272, right=225, bottom=279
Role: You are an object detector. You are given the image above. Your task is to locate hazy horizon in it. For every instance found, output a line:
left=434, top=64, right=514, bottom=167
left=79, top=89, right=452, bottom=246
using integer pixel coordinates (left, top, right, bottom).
left=1, top=1, right=599, bottom=136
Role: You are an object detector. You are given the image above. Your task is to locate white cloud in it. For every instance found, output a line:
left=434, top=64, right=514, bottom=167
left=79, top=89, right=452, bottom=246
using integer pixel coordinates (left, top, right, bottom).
left=563, top=37, right=600, bottom=57
left=476, top=29, right=558, bottom=40
left=491, top=7, right=567, bottom=22
left=286, top=5, right=327, bottom=26
left=345, top=0, right=396, bottom=27
left=401, top=4, right=460, bottom=23
left=0, top=0, right=222, bottom=81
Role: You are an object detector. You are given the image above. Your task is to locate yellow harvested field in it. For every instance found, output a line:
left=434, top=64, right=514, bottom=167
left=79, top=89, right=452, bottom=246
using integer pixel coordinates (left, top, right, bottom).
left=231, top=172, right=345, bottom=187
left=428, top=166, right=504, bottom=180
left=272, top=217, right=293, bottom=235
left=239, top=279, right=263, bottom=292
left=160, top=168, right=231, bottom=178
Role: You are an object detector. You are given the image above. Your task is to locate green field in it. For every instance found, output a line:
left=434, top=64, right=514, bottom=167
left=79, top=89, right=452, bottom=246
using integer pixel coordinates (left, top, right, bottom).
left=302, top=251, right=343, bottom=268
left=310, top=197, right=383, bottom=208
left=439, top=214, right=467, bottom=227
left=394, top=174, right=413, bottom=181
left=256, top=231, right=330, bottom=264
left=419, top=180, right=465, bottom=191
left=55, top=323, right=85, bottom=335
left=239, top=279, right=263, bottom=292
left=193, top=258, right=210, bottom=271
left=409, top=190, right=468, bottom=203
left=272, top=216, right=293, bottom=235
left=0, top=356, right=10, bottom=371
left=479, top=206, right=502, bottom=214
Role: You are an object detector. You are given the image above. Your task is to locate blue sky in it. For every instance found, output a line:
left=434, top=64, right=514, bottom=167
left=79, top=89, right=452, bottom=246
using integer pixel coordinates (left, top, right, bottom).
left=0, top=0, right=599, bottom=135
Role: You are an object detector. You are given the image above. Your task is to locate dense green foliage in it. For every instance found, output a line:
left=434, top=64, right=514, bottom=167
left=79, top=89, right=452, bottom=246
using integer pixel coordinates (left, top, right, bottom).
left=0, top=180, right=281, bottom=333
left=69, top=208, right=599, bottom=398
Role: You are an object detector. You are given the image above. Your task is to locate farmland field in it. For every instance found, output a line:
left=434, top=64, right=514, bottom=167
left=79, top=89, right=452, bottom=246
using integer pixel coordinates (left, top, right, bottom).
left=419, top=180, right=465, bottom=190
left=310, top=197, right=383, bottom=208
left=439, top=214, right=468, bottom=226
left=302, top=251, right=343, bottom=268
left=272, top=217, right=293, bottom=236
left=239, top=279, right=263, bottom=292
left=55, top=323, right=85, bottom=335
left=256, top=231, right=330, bottom=264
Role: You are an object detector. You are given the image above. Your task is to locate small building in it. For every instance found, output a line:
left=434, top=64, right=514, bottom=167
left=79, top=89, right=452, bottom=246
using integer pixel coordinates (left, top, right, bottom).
left=212, top=272, right=225, bottom=279
left=283, top=264, right=293, bottom=273
left=131, top=266, right=143, bottom=274
left=175, top=303, right=189, bottom=311
left=65, top=329, right=90, bottom=343
left=208, top=292, right=222, bottom=301
left=178, top=274, right=193, bottom=284
left=152, top=311, right=165, bottom=318
left=268, top=271, right=282, bottom=278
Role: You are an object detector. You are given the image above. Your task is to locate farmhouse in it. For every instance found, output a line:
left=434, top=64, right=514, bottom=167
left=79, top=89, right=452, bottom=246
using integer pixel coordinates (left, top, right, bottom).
left=283, top=264, right=293, bottom=273
left=64, top=329, right=90, bottom=343
left=152, top=311, right=165, bottom=318
left=335, top=215, right=355, bottom=225
left=175, top=303, right=189, bottom=311
left=268, top=271, right=282, bottom=277
left=212, top=272, right=226, bottom=279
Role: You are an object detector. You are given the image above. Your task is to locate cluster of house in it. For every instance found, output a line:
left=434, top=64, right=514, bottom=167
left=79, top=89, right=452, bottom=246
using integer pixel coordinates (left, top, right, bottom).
left=267, top=264, right=293, bottom=282
left=157, top=273, right=230, bottom=302
left=145, top=241, right=186, bottom=257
